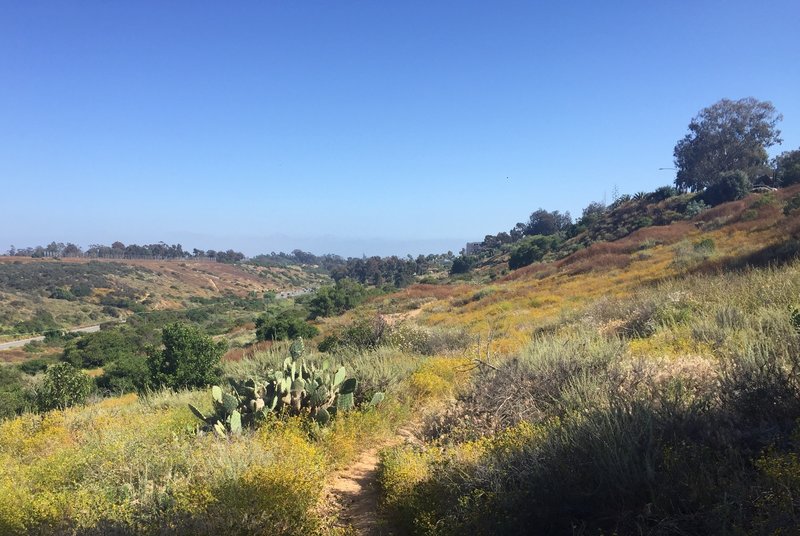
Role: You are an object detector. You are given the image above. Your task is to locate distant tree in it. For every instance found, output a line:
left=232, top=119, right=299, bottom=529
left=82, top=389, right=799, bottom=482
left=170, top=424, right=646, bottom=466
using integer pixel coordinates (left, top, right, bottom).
left=215, top=249, right=245, bottom=263
left=147, top=323, right=224, bottom=389
left=775, top=148, right=800, bottom=187
left=450, top=256, right=475, bottom=275
left=62, top=243, right=81, bottom=257
left=674, top=98, right=783, bottom=192
left=508, top=235, right=561, bottom=270
left=701, top=170, right=752, bottom=206
left=307, top=279, right=368, bottom=319
left=255, top=310, right=319, bottom=341
left=526, top=209, right=571, bottom=236
left=650, top=185, right=679, bottom=202
left=509, top=222, right=527, bottom=241
left=579, top=202, right=607, bottom=227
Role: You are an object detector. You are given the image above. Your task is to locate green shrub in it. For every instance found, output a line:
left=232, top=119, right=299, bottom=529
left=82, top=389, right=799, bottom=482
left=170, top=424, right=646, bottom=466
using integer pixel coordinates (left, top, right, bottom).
left=147, top=322, right=225, bottom=390
left=17, top=358, right=50, bottom=375
left=509, top=235, right=561, bottom=270
left=255, top=309, right=319, bottom=341
left=35, top=362, right=93, bottom=412
left=0, top=366, right=28, bottom=419
left=784, top=194, right=800, bottom=216
left=48, top=287, right=75, bottom=301
left=97, top=354, right=150, bottom=393
left=450, top=256, right=476, bottom=275
left=62, top=329, right=138, bottom=368
left=306, top=278, right=369, bottom=319
left=702, top=170, right=751, bottom=206
left=650, top=185, right=678, bottom=202
left=683, top=199, right=708, bottom=218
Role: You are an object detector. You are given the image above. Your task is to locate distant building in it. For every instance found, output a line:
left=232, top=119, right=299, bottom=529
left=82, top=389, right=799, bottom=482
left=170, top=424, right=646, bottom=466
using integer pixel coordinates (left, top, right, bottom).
left=465, top=242, right=484, bottom=256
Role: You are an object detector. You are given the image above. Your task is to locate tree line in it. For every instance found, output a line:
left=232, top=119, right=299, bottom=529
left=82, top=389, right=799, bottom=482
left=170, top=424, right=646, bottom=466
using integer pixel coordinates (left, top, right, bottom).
left=5, top=241, right=245, bottom=263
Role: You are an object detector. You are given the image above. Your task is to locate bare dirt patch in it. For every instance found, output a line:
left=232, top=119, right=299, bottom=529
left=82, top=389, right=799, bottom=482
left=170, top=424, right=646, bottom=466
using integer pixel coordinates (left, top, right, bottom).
left=325, top=426, right=421, bottom=535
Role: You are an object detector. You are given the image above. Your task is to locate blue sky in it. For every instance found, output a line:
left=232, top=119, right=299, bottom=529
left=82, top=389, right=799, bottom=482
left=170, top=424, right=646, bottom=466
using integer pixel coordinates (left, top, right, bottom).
left=1, top=1, right=798, bottom=257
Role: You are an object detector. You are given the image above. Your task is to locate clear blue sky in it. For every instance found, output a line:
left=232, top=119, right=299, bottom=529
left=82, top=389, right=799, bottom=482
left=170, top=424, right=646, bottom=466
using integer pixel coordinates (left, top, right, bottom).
left=1, top=1, right=798, bottom=257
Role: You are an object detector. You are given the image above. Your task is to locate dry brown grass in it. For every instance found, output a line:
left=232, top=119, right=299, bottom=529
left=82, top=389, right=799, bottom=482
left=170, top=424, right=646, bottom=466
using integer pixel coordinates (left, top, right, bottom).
left=393, top=284, right=466, bottom=301
left=222, top=340, right=275, bottom=362
left=621, top=221, right=695, bottom=246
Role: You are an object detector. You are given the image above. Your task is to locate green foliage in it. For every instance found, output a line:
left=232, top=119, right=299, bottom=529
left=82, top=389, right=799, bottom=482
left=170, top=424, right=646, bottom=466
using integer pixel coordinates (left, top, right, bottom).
left=69, top=283, right=93, bottom=297
left=525, top=208, right=572, bottom=236
left=683, top=198, right=708, bottom=218
left=307, top=278, right=368, bottom=319
left=319, top=316, right=389, bottom=354
left=190, top=343, right=381, bottom=434
left=147, top=322, right=224, bottom=390
left=0, top=366, right=28, bottom=419
left=62, top=328, right=138, bottom=368
left=775, top=148, right=800, bottom=187
left=35, top=363, right=92, bottom=412
left=17, top=358, right=50, bottom=376
left=0, top=260, right=138, bottom=294
left=702, top=170, right=752, bottom=206
left=48, top=287, right=75, bottom=301
left=330, top=255, right=419, bottom=287
left=255, top=309, right=319, bottom=341
left=674, top=97, right=783, bottom=191
left=449, top=256, right=475, bottom=275
left=784, top=194, right=800, bottom=216
left=508, top=235, right=561, bottom=270
left=96, top=354, right=150, bottom=393
left=693, top=237, right=716, bottom=254
left=650, top=185, right=679, bottom=202
left=14, top=309, right=58, bottom=335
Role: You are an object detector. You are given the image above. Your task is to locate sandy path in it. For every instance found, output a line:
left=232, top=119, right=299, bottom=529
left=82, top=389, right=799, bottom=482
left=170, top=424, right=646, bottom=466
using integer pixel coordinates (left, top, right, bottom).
left=326, top=427, right=419, bottom=535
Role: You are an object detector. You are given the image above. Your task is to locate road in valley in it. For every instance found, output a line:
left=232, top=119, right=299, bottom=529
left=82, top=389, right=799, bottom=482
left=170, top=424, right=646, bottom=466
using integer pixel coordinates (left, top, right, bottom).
left=0, top=287, right=314, bottom=351
left=0, top=324, right=103, bottom=351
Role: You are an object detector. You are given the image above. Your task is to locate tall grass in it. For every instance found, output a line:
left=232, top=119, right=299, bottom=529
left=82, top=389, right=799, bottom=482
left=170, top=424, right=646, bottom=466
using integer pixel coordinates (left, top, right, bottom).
left=380, top=261, right=800, bottom=535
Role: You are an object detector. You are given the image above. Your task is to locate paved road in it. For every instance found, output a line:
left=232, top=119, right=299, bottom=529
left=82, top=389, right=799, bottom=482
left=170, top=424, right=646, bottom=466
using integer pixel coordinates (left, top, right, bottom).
left=0, top=324, right=103, bottom=351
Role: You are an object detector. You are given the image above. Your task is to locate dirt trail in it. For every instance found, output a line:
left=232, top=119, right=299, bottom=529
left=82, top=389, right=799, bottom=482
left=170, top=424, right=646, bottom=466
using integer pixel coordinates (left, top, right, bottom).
left=326, top=427, right=420, bottom=535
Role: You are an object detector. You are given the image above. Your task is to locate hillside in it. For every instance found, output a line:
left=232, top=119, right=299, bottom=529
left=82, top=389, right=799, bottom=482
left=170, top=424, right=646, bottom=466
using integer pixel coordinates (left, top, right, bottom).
left=0, top=257, right=327, bottom=342
left=2, top=187, right=800, bottom=534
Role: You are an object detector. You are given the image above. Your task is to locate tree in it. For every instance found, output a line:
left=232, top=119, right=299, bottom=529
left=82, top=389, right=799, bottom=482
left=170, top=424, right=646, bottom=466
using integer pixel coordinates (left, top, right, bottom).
left=775, top=148, right=800, bottom=187
left=508, top=235, right=562, bottom=270
left=674, top=97, right=783, bottom=192
left=701, top=170, right=752, bottom=206
left=147, top=323, right=224, bottom=389
left=450, top=256, right=475, bottom=275
left=35, top=363, right=93, bottom=412
left=526, top=209, right=572, bottom=236
left=255, top=310, right=319, bottom=341
left=578, top=201, right=607, bottom=227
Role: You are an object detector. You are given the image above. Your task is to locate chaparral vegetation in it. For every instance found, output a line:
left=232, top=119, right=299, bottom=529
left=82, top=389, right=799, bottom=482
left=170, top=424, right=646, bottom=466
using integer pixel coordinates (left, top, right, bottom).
left=2, top=98, right=800, bottom=535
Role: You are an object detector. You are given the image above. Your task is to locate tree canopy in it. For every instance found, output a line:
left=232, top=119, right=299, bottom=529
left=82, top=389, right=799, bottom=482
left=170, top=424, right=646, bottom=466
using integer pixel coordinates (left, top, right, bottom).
left=776, top=148, right=800, bottom=187
left=673, top=97, right=783, bottom=192
left=146, top=322, right=224, bottom=389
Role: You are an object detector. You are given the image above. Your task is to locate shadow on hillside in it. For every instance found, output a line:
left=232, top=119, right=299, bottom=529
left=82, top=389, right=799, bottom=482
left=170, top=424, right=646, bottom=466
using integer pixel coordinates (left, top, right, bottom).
left=690, top=238, right=800, bottom=276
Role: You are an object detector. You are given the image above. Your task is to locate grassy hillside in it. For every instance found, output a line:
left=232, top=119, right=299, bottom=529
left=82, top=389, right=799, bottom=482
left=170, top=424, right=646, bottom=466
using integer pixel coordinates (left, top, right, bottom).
left=2, top=186, right=800, bottom=533
left=0, top=257, right=327, bottom=341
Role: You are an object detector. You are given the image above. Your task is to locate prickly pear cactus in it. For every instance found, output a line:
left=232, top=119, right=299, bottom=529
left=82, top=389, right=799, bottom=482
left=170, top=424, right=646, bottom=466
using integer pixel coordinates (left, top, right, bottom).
left=188, top=338, right=385, bottom=434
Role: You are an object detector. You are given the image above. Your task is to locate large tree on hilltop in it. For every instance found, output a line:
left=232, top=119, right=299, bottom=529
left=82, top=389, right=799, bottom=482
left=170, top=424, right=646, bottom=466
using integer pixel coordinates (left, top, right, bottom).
left=673, top=97, right=782, bottom=192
